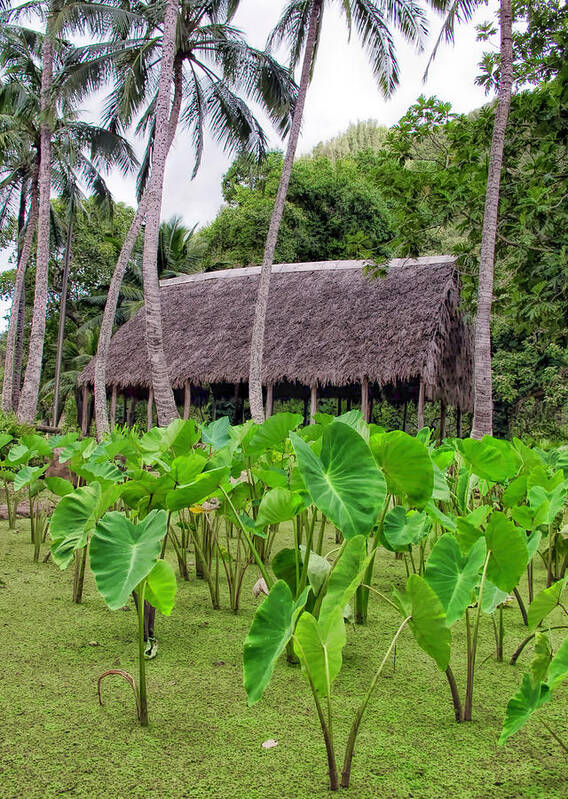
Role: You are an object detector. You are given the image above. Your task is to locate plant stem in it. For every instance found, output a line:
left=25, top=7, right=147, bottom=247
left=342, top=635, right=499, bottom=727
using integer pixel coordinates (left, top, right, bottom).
left=341, top=617, right=410, bottom=788
left=136, top=580, right=148, bottom=727
left=316, top=512, right=326, bottom=555
left=445, top=665, right=463, bottom=722
left=464, top=552, right=491, bottom=721
left=541, top=719, right=568, bottom=754
left=220, top=487, right=272, bottom=588
left=513, top=587, right=528, bottom=626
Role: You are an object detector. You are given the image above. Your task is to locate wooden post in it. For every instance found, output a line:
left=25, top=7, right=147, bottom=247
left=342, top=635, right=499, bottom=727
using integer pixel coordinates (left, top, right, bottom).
left=439, top=401, right=446, bottom=441
left=310, top=382, right=317, bottom=424
left=183, top=380, right=191, bottom=420
left=122, top=393, right=127, bottom=425
left=456, top=407, right=462, bottom=438
left=303, top=394, right=308, bottom=426
left=127, top=396, right=136, bottom=427
left=417, top=378, right=425, bottom=430
left=402, top=401, right=408, bottom=432
left=110, top=385, right=117, bottom=429
left=265, top=383, right=273, bottom=419
left=81, top=384, right=89, bottom=436
left=147, top=387, right=154, bottom=431
left=361, top=377, right=370, bottom=423
left=337, top=397, right=342, bottom=416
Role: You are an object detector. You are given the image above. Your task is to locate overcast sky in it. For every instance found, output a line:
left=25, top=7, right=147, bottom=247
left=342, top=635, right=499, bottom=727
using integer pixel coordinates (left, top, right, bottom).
left=0, top=0, right=499, bottom=325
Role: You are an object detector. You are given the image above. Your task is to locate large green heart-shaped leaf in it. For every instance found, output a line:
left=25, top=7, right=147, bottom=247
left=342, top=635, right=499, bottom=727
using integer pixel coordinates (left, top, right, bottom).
left=256, top=487, right=304, bottom=528
left=89, top=510, right=167, bottom=610
left=272, top=548, right=302, bottom=595
left=425, top=534, right=487, bottom=625
left=145, top=559, right=177, bottom=616
left=45, top=476, right=75, bottom=497
left=165, top=467, right=229, bottom=511
left=14, top=464, right=47, bottom=492
left=393, top=574, right=450, bottom=670
left=459, top=436, right=521, bottom=483
left=201, top=416, right=231, bottom=451
left=547, top=634, right=568, bottom=690
left=299, top=546, right=331, bottom=597
left=527, top=578, right=567, bottom=631
left=243, top=412, right=303, bottom=462
left=290, top=423, right=385, bottom=539
left=243, top=580, right=309, bottom=706
left=50, top=483, right=102, bottom=569
left=382, top=507, right=431, bottom=552
left=485, top=512, right=528, bottom=593
left=170, top=452, right=208, bottom=485
left=293, top=609, right=345, bottom=697
left=319, top=535, right=371, bottom=636
left=499, top=673, right=551, bottom=745
left=370, top=430, right=433, bottom=507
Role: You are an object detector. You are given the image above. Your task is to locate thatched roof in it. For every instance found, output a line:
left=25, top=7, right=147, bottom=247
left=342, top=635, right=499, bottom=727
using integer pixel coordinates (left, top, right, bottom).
left=79, top=257, right=473, bottom=409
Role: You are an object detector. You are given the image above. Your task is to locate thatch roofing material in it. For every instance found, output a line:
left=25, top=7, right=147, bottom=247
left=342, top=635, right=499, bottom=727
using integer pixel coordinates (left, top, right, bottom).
left=79, top=257, right=473, bottom=409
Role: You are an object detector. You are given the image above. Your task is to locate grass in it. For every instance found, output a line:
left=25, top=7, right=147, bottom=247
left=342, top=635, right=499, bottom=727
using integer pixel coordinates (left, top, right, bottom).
left=1, top=518, right=567, bottom=799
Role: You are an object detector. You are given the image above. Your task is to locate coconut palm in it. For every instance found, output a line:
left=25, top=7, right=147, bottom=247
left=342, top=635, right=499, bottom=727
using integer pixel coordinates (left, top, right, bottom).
left=89, top=0, right=297, bottom=436
left=426, top=0, right=514, bottom=438
left=248, top=0, right=429, bottom=422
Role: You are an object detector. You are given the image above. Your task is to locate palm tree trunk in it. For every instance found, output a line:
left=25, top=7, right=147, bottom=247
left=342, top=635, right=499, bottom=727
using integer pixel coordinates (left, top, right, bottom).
left=17, top=26, right=54, bottom=424
left=93, top=53, right=183, bottom=439
left=140, top=0, right=180, bottom=427
left=52, top=221, right=73, bottom=426
left=248, top=0, right=322, bottom=422
left=470, top=0, right=513, bottom=439
left=1, top=168, right=39, bottom=413
left=13, top=178, right=29, bottom=411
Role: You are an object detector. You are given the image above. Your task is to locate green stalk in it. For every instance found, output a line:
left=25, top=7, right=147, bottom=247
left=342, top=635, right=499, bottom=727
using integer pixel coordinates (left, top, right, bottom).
left=464, top=551, right=490, bottom=721
left=355, top=498, right=390, bottom=625
left=541, top=719, right=568, bottom=754
left=136, top=580, right=148, bottom=727
left=220, top=487, right=272, bottom=588
left=316, top=512, right=327, bottom=555
left=341, top=617, right=410, bottom=788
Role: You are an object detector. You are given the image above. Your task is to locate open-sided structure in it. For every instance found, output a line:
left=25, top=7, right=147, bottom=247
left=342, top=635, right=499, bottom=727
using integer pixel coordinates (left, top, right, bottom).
left=79, top=256, right=473, bottom=431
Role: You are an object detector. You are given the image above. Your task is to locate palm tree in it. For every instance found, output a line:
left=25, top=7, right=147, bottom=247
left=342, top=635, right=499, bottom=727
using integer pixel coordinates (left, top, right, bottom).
left=90, top=0, right=297, bottom=437
left=248, top=0, right=429, bottom=422
left=426, top=0, right=514, bottom=438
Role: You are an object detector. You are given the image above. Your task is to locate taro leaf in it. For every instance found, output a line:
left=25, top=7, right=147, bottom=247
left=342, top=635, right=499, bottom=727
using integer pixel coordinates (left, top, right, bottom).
left=50, top=483, right=102, bottom=569
left=528, top=484, right=567, bottom=526
left=455, top=517, right=483, bottom=555
left=299, top=546, right=331, bottom=597
left=466, top=505, right=492, bottom=528
left=21, top=433, right=53, bottom=458
left=170, top=452, right=208, bottom=485
left=527, top=578, right=567, bottom=631
left=293, top=609, right=345, bottom=697
left=165, top=467, right=229, bottom=511
left=243, top=581, right=309, bottom=706
left=547, top=634, right=568, bottom=690
left=319, top=535, right=370, bottom=637
left=256, top=487, right=303, bottom=528
left=481, top=581, right=509, bottom=614
left=425, top=500, right=456, bottom=532
left=45, top=476, right=75, bottom=497
left=485, top=512, right=529, bottom=593
left=202, top=416, right=231, bottom=451
left=527, top=466, right=565, bottom=493
left=370, top=430, right=433, bottom=507
left=243, top=412, right=303, bottom=461
left=253, top=467, right=288, bottom=489
left=425, top=535, right=487, bottom=624
left=499, top=673, right=551, bottom=745
left=530, top=633, right=552, bottom=687
left=393, top=574, right=450, bottom=670
left=7, top=443, right=30, bottom=465
left=0, top=433, right=13, bottom=450
left=144, top=559, right=177, bottom=616
left=459, top=436, right=521, bottom=483
left=272, top=548, right=301, bottom=595
left=382, top=507, right=430, bottom=552
left=502, top=475, right=527, bottom=508
left=527, top=531, right=542, bottom=561
left=290, top=423, right=385, bottom=539
left=14, top=464, right=47, bottom=492
left=432, top=463, right=451, bottom=502
left=78, top=459, right=124, bottom=487
left=89, top=510, right=167, bottom=610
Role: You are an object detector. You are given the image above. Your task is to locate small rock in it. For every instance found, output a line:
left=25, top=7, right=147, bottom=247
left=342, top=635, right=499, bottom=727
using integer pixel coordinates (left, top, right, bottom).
left=262, top=739, right=278, bottom=750
left=213, top=660, right=225, bottom=667
left=87, top=641, right=99, bottom=647
left=120, top=605, right=131, bottom=611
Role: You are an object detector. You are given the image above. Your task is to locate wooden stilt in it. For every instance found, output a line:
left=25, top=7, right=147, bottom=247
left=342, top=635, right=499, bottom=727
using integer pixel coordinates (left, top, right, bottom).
left=127, top=396, right=136, bottom=427
left=361, top=377, right=370, bottom=423
left=147, top=387, right=154, bottom=431
left=303, top=394, right=308, bottom=426
left=122, top=394, right=127, bottom=425
left=417, top=378, right=425, bottom=431
left=232, top=383, right=240, bottom=425
left=440, top=401, right=446, bottom=441
left=337, top=397, right=342, bottom=416
left=456, top=407, right=462, bottom=438
left=265, top=383, right=274, bottom=419
left=183, top=380, right=191, bottom=420
left=310, top=382, right=318, bottom=424
left=110, top=385, right=117, bottom=429
left=347, top=397, right=352, bottom=412
left=402, top=401, right=408, bottom=432
left=81, top=384, right=89, bottom=436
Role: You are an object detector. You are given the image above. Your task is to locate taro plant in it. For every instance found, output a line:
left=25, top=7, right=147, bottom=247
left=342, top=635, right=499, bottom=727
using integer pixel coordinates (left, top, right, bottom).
left=500, top=631, right=568, bottom=753
left=90, top=509, right=175, bottom=727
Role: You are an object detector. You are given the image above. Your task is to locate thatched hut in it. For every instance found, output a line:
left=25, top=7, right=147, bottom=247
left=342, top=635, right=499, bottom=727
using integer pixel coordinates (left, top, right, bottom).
left=79, top=256, right=473, bottom=432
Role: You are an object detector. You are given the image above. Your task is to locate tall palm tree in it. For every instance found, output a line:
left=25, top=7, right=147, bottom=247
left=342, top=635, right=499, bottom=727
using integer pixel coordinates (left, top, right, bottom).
left=90, top=0, right=297, bottom=437
left=426, top=0, right=514, bottom=438
left=248, top=0, right=429, bottom=422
